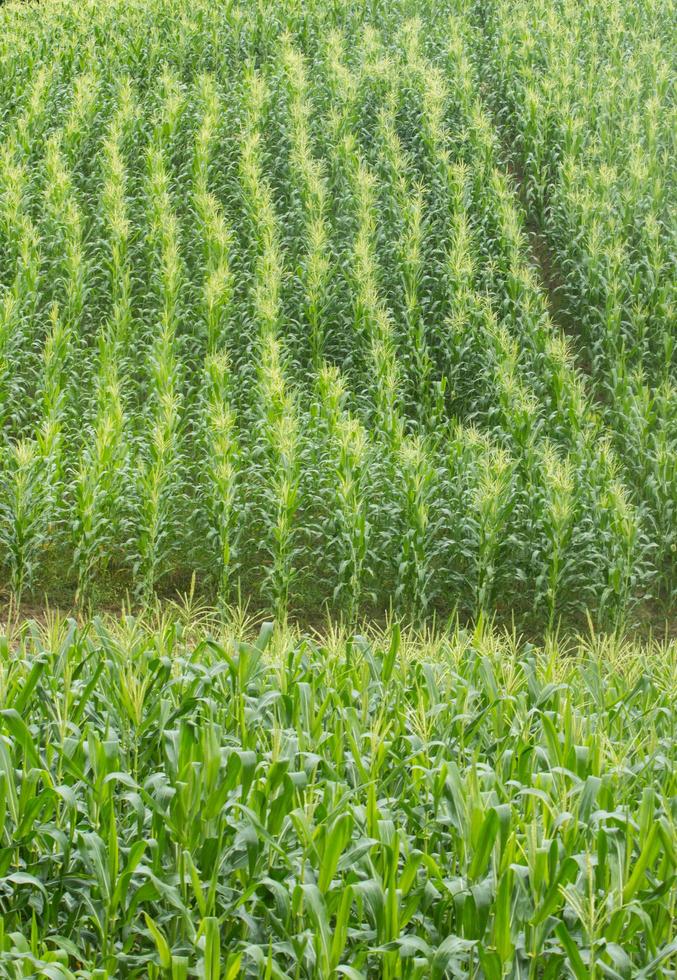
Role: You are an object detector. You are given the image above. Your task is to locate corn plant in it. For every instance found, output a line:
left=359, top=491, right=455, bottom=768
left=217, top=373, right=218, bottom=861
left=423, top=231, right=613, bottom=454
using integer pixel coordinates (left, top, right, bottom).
left=72, top=339, right=130, bottom=604
left=99, top=102, right=134, bottom=353
left=193, top=74, right=234, bottom=354
left=474, top=446, right=515, bottom=617
left=282, top=40, right=332, bottom=368
left=201, top=351, right=240, bottom=608
left=396, top=435, right=438, bottom=624
left=239, top=69, right=303, bottom=620
left=376, top=99, right=434, bottom=426
left=256, top=334, right=303, bottom=622
left=33, top=304, right=71, bottom=564
left=42, top=133, right=88, bottom=336
left=0, top=439, right=47, bottom=602
left=537, top=444, right=576, bottom=631
left=134, top=134, right=185, bottom=599
left=317, top=364, right=371, bottom=623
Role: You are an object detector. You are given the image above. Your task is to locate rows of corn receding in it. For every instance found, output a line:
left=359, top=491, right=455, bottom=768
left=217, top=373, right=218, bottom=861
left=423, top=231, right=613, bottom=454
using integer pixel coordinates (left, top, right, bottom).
left=0, top=0, right=673, bottom=629
left=473, top=0, right=676, bottom=600
left=0, top=614, right=675, bottom=977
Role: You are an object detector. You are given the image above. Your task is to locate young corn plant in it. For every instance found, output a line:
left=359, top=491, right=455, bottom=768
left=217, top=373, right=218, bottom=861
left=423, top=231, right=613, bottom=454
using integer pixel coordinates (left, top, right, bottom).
left=2, top=613, right=675, bottom=975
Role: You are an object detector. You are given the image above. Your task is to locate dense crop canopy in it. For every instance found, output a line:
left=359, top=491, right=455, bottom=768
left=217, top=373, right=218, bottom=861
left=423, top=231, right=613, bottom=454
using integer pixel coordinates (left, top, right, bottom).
left=0, top=616, right=675, bottom=976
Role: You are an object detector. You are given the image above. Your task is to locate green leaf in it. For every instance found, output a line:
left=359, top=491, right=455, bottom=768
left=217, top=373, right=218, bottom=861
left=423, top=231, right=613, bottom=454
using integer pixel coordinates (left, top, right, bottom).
left=555, top=923, right=591, bottom=980
left=319, top=811, right=353, bottom=893
left=623, top=824, right=660, bottom=903
left=202, top=916, right=221, bottom=980
left=469, top=808, right=499, bottom=880
left=144, top=913, right=172, bottom=969
left=0, top=710, right=40, bottom=769
left=532, top=857, right=579, bottom=925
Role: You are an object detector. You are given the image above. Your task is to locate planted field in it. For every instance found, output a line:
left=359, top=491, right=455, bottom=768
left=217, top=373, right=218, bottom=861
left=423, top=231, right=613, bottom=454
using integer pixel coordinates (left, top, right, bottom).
left=0, top=616, right=675, bottom=976
left=0, top=0, right=673, bottom=629
left=0, top=0, right=676, bottom=976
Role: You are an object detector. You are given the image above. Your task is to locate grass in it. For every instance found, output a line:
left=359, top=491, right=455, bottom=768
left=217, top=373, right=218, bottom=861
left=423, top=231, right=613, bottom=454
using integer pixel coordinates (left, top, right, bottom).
left=0, top=608, right=675, bottom=977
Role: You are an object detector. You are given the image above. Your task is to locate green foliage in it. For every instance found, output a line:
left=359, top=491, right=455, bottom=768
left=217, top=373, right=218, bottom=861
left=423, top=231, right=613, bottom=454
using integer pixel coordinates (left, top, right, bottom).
left=0, top=615, right=674, bottom=976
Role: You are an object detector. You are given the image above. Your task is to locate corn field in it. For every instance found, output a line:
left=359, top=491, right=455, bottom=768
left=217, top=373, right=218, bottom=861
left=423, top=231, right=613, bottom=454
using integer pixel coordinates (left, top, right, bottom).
left=0, top=0, right=673, bottom=629
left=0, top=0, right=676, bottom=974
left=0, top=613, right=675, bottom=977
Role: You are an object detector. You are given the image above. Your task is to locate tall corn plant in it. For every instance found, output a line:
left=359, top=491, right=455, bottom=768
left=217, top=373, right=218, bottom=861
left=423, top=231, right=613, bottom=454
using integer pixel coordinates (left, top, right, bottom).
left=201, top=352, right=240, bottom=609
left=535, top=444, right=576, bottom=631
left=317, top=365, right=370, bottom=623
left=600, top=481, right=641, bottom=628
left=60, top=68, right=101, bottom=167
left=33, top=304, right=71, bottom=568
left=341, top=136, right=403, bottom=448
left=474, top=446, right=515, bottom=618
left=396, top=435, right=439, bottom=625
left=0, top=291, right=20, bottom=436
left=239, top=69, right=302, bottom=620
left=42, top=133, right=88, bottom=339
left=0, top=439, right=47, bottom=603
left=376, top=99, right=435, bottom=427
left=70, top=86, right=137, bottom=603
left=257, top=335, right=302, bottom=622
left=72, top=339, right=130, bottom=604
left=0, top=149, right=41, bottom=438
left=192, top=73, right=234, bottom=354
left=99, top=91, right=136, bottom=356
left=135, top=139, right=185, bottom=599
left=282, top=41, right=332, bottom=369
